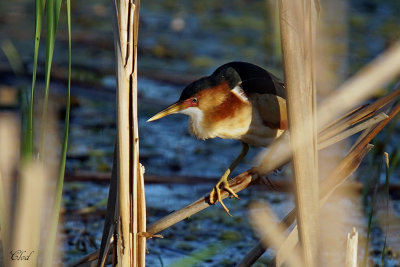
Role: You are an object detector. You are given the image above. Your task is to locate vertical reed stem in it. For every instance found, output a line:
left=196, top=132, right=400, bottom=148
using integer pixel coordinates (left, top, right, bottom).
left=279, top=1, right=319, bottom=266
left=111, top=0, right=144, bottom=266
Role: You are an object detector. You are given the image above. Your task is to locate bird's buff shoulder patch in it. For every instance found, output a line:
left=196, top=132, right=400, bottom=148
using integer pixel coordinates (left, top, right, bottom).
left=231, top=85, right=249, bottom=103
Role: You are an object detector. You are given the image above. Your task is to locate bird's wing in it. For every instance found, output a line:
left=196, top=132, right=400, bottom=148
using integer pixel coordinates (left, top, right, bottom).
left=239, top=75, right=287, bottom=130
left=253, top=93, right=288, bottom=130
left=240, top=76, right=286, bottom=99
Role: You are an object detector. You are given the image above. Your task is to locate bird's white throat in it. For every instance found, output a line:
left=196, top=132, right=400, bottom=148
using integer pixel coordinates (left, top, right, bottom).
left=179, top=107, right=209, bottom=139
left=179, top=106, right=203, bottom=119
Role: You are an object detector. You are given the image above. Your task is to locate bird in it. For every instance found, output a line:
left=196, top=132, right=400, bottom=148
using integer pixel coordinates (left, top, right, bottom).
left=147, top=61, right=287, bottom=215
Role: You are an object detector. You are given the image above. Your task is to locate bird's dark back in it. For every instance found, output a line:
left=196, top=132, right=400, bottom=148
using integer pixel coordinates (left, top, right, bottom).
left=212, top=61, right=286, bottom=99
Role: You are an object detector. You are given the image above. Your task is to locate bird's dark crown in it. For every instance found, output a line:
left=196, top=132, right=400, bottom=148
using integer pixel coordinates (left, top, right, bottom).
left=179, top=63, right=242, bottom=101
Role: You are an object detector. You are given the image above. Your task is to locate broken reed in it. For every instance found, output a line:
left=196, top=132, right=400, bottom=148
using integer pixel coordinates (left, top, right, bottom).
left=103, top=0, right=146, bottom=266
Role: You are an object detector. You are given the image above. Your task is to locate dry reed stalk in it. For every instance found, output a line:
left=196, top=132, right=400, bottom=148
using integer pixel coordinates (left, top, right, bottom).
left=249, top=203, right=303, bottom=267
left=98, top=145, right=118, bottom=267
left=147, top=169, right=258, bottom=235
left=0, top=113, right=19, bottom=267
left=0, top=111, right=60, bottom=267
left=137, top=164, right=147, bottom=266
left=131, top=3, right=147, bottom=265
left=114, top=12, right=132, bottom=267
left=319, top=87, right=400, bottom=142
left=318, top=112, right=388, bottom=149
left=275, top=222, right=301, bottom=267
left=11, top=162, right=47, bottom=267
left=318, top=41, right=400, bottom=131
left=321, top=105, right=400, bottom=198
left=32, top=106, right=63, bottom=267
left=319, top=104, right=370, bottom=137
left=345, top=228, right=358, bottom=267
left=111, top=0, right=143, bottom=266
left=279, top=1, right=319, bottom=265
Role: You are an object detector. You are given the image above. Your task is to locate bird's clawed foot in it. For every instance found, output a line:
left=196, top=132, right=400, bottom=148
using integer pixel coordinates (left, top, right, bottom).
left=209, top=178, right=240, bottom=216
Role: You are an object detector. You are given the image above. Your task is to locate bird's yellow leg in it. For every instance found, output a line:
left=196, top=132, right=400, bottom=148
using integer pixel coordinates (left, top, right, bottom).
left=209, top=142, right=249, bottom=215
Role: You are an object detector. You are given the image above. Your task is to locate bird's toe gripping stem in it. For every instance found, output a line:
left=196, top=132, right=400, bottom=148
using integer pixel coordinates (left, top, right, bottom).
left=209, top=176, right=240, bottom=216
left=208, top=142, right=249, bottom=216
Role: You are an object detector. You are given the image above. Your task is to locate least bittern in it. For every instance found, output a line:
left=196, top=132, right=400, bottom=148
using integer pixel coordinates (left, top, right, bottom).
left=148, top=62, right=287, bottom=215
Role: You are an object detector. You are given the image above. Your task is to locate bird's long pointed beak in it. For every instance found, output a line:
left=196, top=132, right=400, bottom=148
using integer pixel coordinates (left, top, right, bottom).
left=147, top=102, right=185, bottom=122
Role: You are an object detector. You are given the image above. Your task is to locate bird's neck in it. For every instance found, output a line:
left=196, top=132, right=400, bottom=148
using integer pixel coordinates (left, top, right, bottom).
left=179, top=107, right=213, bottom=139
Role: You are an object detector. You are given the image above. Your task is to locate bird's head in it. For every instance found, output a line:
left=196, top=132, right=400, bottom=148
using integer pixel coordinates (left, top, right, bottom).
left=147, top=65, right=242, bottom=123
